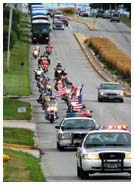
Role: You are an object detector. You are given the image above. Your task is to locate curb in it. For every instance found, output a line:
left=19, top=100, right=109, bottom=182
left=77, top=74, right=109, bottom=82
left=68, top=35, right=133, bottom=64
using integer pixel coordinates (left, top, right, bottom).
left=68, top=16, right=97, bottom=31
left=3, top=143, right=35, bottom=150
left=73, top=32, right=131, bottom=97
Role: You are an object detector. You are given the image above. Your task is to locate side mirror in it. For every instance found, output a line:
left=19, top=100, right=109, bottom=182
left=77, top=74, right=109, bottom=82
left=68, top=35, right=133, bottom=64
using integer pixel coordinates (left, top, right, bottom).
left=55, top=126, right=60, bottom=129
left=90, top=110, right=93, bottom=113
left=61, top=125, right=64, bottom=131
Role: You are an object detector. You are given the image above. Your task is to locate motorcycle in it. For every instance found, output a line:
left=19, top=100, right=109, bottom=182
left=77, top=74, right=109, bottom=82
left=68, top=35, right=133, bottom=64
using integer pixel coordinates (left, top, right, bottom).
left=45, top=45, right=53, bottom=55
left=33, top=49, right=39, bottom=59
left=46, top=105, right=58, bottom=123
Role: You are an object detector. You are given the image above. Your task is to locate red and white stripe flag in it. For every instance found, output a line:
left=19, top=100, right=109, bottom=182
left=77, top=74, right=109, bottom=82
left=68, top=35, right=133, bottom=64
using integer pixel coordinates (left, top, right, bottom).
left=72, top=94, right=83, bottom=111
left=57, top=81, right=67, bottom=97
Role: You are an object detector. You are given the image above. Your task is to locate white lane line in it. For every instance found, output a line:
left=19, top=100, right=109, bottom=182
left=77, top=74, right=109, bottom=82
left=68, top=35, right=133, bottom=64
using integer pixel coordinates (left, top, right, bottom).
left=69, top=24, right=73, bottom=31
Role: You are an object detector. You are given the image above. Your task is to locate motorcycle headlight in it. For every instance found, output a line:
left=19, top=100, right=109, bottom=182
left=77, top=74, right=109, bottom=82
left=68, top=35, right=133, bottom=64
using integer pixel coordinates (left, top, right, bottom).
left=125, top=152, right=131, bottom=159
left=47, top=108, right=51, bottom=112
left=82, top=153, right=99, bottom=160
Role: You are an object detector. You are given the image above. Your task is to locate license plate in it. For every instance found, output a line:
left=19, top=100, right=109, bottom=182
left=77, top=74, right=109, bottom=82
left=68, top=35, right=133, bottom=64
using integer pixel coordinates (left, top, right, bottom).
left=106, top=163, right=118, bottom=169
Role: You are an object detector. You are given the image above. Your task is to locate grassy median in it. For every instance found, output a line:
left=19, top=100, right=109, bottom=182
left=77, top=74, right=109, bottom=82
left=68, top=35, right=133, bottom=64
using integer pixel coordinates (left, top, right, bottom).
left=3, top=148, right=46, bottom=182
left=3, top=98, right=32, bottom=120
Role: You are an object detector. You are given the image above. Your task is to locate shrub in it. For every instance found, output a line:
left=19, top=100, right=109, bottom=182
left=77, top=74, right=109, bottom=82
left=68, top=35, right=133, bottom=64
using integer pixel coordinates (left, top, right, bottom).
left=85, top=37, right=131, bottom=78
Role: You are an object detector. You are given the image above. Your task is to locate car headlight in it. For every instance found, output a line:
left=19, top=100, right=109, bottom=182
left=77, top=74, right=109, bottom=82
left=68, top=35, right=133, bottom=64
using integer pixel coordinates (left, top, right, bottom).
left=59, top=133, right=72, bottom=139
left=125, top=152, right=131, bottom=159
left=82, top=153, right=99, bottom=160
left=119, top=92, right=124, bottom=96
left=100, top=92, right=104, bottom=95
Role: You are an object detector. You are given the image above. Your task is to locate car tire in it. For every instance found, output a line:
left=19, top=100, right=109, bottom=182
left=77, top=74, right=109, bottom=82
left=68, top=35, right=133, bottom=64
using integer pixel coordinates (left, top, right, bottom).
left=98, top=97, right=102, bottom=102
left=120, top=99, right=124, bottom=103
left=77, top=164, right=81, bottom=177
left=57, top=142, right=64, bottom=151
left=79, top=167, right=89, bottom=179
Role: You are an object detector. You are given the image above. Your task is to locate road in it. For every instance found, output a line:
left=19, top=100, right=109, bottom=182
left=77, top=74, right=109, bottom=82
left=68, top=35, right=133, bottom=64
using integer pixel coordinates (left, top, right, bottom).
left=69, top=16, right=131, bottom=57
left=29, top=19, right=131, bottom=182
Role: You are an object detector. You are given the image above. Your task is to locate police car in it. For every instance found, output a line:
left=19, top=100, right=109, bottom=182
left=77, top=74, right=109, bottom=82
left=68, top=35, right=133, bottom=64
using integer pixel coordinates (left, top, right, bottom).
left=76, top=124, right=131, bottom=179
left=55, top=117, right=99, bottom=151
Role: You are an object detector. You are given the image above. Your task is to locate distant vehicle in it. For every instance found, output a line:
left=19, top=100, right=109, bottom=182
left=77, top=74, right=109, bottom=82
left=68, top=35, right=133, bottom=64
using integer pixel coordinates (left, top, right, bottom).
left=31, top=10, right=48, bottom=16
left=59, top=16, right=69, bottom=26
left=97, top=82, right=124, bottom=102
left=110, top=13, right=120, bottom=22
left=53, top=20, right=64, bottom=30
left=102, top=10, right=111, bottom=18
left=54, top=10, right=64, bottom=16
left=55, top=117, right=99, bottom=151
left=31, top=19, right=51, bottom=44
left=76, top=127, right=131, bottom=179
left=47, top=9, right=56, bottom=17
left=96, top=10, right=105, bottom=18
left=32, top=15, right=49, bottom=22
left=79, top=10, right=89, bottom=17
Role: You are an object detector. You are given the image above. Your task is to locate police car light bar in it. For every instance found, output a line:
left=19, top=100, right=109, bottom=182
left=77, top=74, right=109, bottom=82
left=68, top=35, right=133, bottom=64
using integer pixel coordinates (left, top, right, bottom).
left=107, top=124, right=128, bottom=130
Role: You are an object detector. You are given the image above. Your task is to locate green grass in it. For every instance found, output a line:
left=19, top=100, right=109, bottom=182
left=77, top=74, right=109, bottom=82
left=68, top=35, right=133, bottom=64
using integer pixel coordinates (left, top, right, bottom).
left=3, top=149, right=46, bottom=182
left=3, top=13, right=31, bottom=96
left=3, top=127, right=34, bottom=146
left=121, top=16, right=131, bottom=27
left=3, top=98, right=32, bottom=120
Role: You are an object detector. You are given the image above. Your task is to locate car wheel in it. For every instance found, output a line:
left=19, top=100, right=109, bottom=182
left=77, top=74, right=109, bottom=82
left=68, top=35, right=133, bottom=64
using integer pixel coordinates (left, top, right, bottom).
left=57, top=142, right=64, bottom=151
left=77, top=164, right=81, bottom=177
left=79, top=167, right=89, bottom=179
left=98, top=97, right=102, bottom=102
left=120, top=98, right=124, bottom=103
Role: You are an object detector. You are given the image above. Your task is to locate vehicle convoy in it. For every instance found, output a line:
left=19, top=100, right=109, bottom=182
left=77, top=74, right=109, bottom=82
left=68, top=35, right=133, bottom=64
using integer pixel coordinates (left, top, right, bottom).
left=55, top=117, right=99, bottom=151
left=31, top=19, right=51, bottom=44
left=97, top=82, right=124, bottom=102
left=76, top=125, right=131, bottom=179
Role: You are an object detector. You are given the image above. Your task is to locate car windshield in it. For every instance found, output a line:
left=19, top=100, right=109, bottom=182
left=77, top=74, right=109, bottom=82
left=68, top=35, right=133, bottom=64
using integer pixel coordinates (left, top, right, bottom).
left=32, top=24, right=50, bottom=34
left=63, top=119, right=96, bottom=130
left=100, top=83, right=122, bottom=90
left=84, top=132, right=131, bottom=148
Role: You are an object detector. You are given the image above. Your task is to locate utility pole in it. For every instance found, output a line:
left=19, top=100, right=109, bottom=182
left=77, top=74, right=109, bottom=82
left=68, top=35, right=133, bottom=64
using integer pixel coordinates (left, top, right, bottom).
left=6, top=4, right=13, bottom=71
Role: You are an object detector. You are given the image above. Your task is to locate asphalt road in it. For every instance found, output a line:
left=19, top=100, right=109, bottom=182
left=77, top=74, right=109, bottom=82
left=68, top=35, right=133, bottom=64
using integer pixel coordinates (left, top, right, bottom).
left=69, top=16, right=131, bottom=57
left=29, top=19, right=131, bottom=182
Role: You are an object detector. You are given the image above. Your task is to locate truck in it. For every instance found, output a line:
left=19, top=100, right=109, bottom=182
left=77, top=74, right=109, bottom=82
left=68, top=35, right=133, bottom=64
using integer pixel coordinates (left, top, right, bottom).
left=31, top=19, right=51, bottom=44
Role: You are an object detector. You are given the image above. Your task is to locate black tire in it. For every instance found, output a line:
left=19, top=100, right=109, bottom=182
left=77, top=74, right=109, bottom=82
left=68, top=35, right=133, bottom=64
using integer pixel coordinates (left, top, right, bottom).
left=120, top=98, right=124, bottom=103
left=98, top=97, right=102, bottom=102
left=57, top=142, right=64, bottom=151
left=79, top=167, right=89, bottom=179
left=50, top=114, right=54, bottom=123
left=77, top=164, right=81, bottom=177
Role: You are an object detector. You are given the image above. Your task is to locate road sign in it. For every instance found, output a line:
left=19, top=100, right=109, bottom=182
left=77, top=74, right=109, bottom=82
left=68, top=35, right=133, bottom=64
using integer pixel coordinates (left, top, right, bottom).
left=18, top=107, right=26, bottom=113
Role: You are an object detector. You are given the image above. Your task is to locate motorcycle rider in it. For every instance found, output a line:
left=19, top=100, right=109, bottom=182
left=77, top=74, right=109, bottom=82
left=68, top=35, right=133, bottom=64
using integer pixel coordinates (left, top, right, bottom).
left=45, top=43, right=53, bottom=55
left=45, top=96, right=59, bottom=120
left=32, top=46, right=39, bottom=58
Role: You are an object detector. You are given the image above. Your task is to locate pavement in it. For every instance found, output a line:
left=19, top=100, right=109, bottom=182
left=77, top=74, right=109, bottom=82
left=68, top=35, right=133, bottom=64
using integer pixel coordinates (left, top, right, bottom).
left=3, top=120, right=40, bottom=159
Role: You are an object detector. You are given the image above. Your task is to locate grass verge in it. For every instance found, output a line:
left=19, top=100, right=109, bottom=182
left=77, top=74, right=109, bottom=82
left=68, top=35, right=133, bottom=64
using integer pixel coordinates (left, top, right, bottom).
left=3, top=148, right=46, bottom=182
left=3, top=127, right=34, bottom=146
left=3, top=98, right=32, bottom=120
left=3, top=13, right=30, bottom=96
left=121, top=16, right=131, bottom=27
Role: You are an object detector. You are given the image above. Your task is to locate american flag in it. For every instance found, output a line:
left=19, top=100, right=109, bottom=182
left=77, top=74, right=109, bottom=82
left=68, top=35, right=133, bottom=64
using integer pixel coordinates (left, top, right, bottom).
left=72, top=94, right=83, bottom=111
left=57, top=81, right=67, bottom=97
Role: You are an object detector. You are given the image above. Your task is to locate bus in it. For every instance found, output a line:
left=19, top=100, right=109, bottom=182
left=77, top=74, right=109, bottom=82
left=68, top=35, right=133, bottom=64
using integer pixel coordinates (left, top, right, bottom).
left=31, top=19, right=51, bottom=44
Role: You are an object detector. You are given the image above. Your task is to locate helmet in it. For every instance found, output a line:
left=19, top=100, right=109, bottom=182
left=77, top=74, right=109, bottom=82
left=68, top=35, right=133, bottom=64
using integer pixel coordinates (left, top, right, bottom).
left=56, top=62, right=62, bottom=68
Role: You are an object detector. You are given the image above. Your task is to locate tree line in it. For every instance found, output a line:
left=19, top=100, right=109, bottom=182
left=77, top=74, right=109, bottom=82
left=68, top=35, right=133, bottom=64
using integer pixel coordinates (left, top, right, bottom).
left=3, top=5, right=21, bottom=51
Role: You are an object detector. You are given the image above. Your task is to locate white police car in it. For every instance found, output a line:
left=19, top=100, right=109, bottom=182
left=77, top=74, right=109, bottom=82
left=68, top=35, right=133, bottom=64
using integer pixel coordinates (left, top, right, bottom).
left=76, top=125, right=131, bottom=179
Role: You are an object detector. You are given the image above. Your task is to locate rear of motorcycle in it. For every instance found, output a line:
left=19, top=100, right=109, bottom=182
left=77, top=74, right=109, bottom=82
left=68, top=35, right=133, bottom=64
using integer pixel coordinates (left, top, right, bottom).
left=48, top=111, right=56, bottom=123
